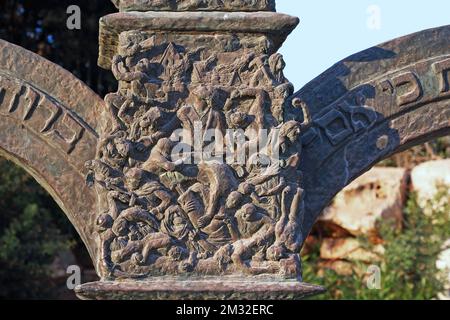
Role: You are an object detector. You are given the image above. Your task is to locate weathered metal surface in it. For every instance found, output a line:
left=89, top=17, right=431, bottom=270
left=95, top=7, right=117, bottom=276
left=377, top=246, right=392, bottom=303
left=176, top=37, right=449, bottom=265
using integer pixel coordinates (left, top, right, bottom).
left=91, top=4, right=308, bottom=288
left=0, top=0, right=448, bottom=300
left=76, top=278, right=325, bottom=300
left=0, top=39, right=105, bottom=264
left=110, top=0, right=276, bottom=12
left=98, top=11, right=299, bottom=69
left=294, top=25, right=450, bottom=241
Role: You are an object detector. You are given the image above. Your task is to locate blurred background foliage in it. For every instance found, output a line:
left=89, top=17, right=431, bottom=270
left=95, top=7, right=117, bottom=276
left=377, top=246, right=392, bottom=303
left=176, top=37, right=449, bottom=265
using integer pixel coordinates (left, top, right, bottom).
left=0, top=0, right=448, bottom=299
left=303, top=189, right=450, bottom=300
left=0, top=0, right=116, bottom=299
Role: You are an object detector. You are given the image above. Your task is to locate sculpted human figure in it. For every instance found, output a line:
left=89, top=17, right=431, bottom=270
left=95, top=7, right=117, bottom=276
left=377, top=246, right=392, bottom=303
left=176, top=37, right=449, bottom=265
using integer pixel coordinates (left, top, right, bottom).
left=265, top=98, right=312, bottom=163
left=196, top=162, right=239, bottom=229
left=231, top=204, right=275, bottom=274
left=268, top=53, right=287, bottom=85
left=112, top=54, right=150, bottom=84
left=267, top=185, right=304, bottom=261
left=178, top=184, right=241, bottom=248
left=208, top=50, right=255, bottom=85
left=129, top=107, right=167, bottom=141
left=225, top=87, right=272, bottom=134
left=161, top=205, right=215, bottom=257
left=85, top=159, right=122, bottom=190
left=142, top=138, right=180, bottom=175
left=96, top=132, right=132, bottom=170
left=109, top=207, right=175, bottom=269
left=249, top=55, right=274, bottom=88
left=191, top=54, right=218, bottom=84
left=124, top=168, right=173, bottom=219
left=176, top=85, right=226, bottom=149
left=271, top=82, right=294, bottom=122
left=105, top=167, right=173, bottom=219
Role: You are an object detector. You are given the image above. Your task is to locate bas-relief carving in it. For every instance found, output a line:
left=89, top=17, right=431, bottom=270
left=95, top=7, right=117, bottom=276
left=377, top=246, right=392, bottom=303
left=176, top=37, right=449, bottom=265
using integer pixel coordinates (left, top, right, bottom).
left=0, top=0, right=447, bottom=300
left=112, top=0, right=276, bottom=12
left=87, top=28, right=315, bottom=280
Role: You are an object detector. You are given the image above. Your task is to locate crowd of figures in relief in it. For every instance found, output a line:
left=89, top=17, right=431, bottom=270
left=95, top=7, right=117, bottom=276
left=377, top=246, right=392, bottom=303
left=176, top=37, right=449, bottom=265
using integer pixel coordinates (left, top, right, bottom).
left=86, top=30, right=313, bottom=280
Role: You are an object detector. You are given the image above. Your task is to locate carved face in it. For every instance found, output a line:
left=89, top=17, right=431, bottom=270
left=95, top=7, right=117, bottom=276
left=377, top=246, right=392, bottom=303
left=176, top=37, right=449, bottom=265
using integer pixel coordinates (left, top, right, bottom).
left=229, top=112, right=250, bottom=128
left=96, top=213, right=113, bottom=231
left=225, top=191, right=243, bottom=209
left=112, top=218, right=129, bottom=237
left=239, top=204, right=259, bottom=222
left=139, top=108, right=163, bottom=129
left=268, top=53, right=286, bottom=76
left=267, top=244, right=287, bottom=261
left=114, top=138, right=131, bottom=158
left=125, top=169, right=143, bottom=191
left=191, top=84, right=219, bottom=110
left=276, top=57, right=285, bottom=71
left=238, top=182, right=254, bottom=195
left=168, top=246, right=187, bottom=262
left=135, top=59, right=149, bottom=72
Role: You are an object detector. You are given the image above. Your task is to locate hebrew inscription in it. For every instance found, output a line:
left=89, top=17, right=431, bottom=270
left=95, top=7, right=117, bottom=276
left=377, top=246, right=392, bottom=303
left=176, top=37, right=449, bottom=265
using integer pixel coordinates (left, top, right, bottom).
left=0, top=75, right=96, bottom=163
left=433, top=58, right=450, bottom=94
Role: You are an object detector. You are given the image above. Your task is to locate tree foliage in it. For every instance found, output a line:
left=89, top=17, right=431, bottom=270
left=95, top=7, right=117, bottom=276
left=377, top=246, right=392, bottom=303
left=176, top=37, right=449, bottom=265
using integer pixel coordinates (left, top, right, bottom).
left=0, top=0, right=116, bottom=96
left=0, top=0, right=115, bottom=298
left=0, top=159, right=75, bottom=299
left=303, top=190, right=450, bottom=300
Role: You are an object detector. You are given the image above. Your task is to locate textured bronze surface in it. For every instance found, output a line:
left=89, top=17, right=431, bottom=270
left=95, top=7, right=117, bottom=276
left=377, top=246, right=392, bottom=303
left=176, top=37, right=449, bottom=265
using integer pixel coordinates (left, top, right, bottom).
left=295, top=26, right=450, bottom=239
left=98, top=11, right=299, bottom=69
left=110, top=0, right=276, bottom=12
left=76, top=278, right=325, bottom=300
left=0, top=0, right=448, bottom=300
left=0, top=39, right=106, bottom=263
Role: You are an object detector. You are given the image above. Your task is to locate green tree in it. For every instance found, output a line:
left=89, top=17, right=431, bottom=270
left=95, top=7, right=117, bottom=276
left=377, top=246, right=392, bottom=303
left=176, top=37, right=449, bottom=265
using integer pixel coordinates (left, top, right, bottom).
left=0, top=159, right=74, bottom=299
left=304, top=190, right=450, bottom=300
left=0, top=0, right=115, bottom=298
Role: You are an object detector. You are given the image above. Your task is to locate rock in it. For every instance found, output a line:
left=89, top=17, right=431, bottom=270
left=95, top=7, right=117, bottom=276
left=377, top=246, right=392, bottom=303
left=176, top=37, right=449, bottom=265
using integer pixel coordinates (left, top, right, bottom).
left=320, top=238, right=384, bottom=263
left=301, top=235, right=321, bottom=256
left=318, top=260, right=354, bottom=277
left=412, top=160, right=450, bottom=300
left=411, top=159, right=450, bottom=210
left=319, top=167, right=408, bottom=238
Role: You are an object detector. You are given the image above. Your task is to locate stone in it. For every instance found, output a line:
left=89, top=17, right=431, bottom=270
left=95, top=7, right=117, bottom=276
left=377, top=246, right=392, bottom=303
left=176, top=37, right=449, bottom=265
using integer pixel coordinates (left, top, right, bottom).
left=111, top=0, right=276, bottom=12
left=411, top=160, right=450, bottom=300
left=411, top=159, right=450, bottom=210
left=319, top=167, right=408, bottom=238
left=317, top=260, right=354, bottom=277
left=320, top=238, right=385, bottom=263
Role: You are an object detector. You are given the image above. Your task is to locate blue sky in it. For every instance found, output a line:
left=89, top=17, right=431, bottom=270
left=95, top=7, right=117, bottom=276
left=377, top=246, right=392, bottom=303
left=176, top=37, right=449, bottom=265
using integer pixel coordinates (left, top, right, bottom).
left=277, top=0, right=450, bottom=90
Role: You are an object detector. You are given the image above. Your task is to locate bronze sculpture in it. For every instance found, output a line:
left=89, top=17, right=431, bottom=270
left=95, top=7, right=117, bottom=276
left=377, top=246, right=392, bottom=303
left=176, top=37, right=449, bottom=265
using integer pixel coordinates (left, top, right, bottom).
left=0, top=0, right=448, bottom=299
